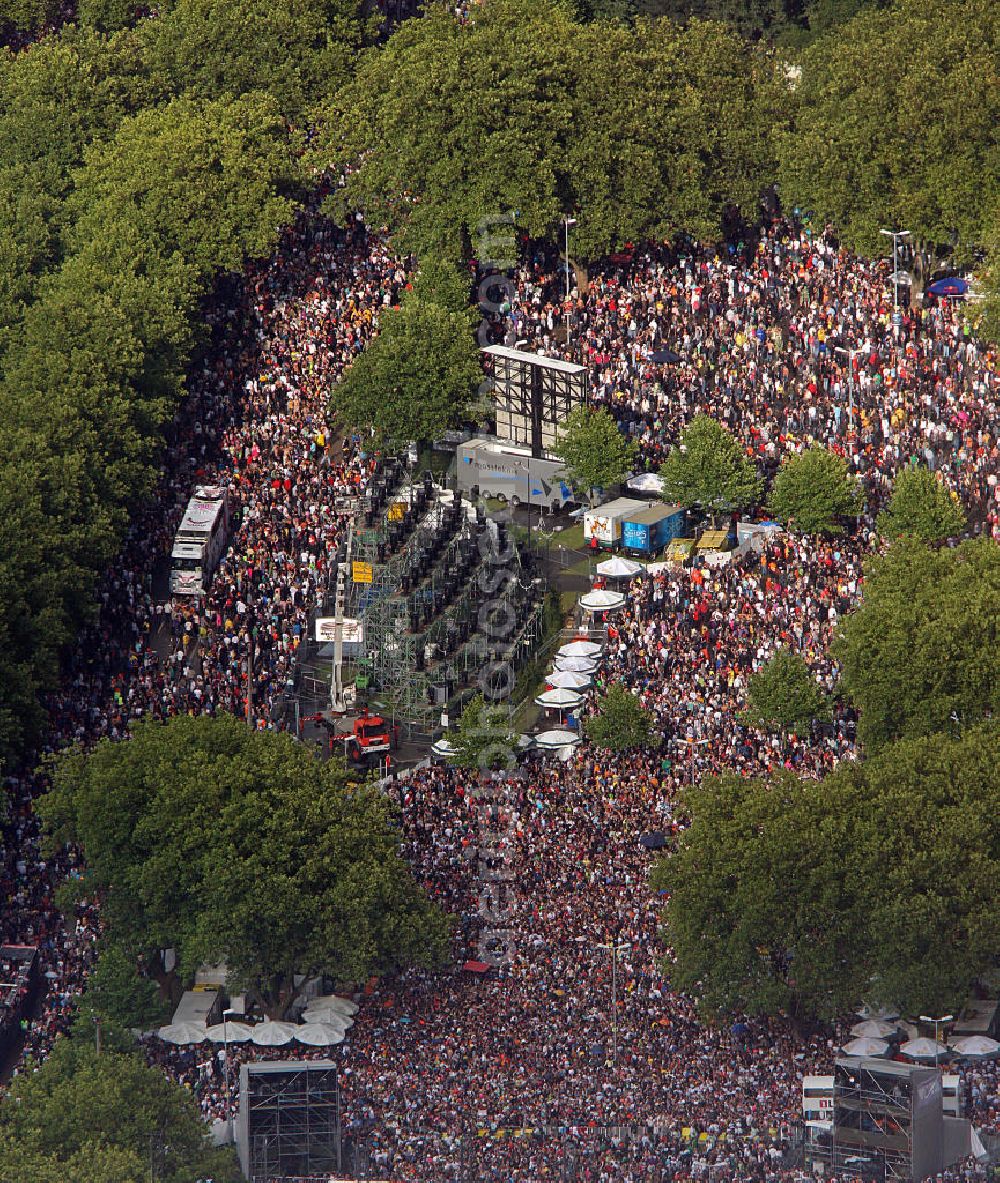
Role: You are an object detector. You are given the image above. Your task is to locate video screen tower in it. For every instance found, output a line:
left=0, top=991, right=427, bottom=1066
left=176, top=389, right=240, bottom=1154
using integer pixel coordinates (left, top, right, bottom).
left=482, top=345, right=588, bottom=458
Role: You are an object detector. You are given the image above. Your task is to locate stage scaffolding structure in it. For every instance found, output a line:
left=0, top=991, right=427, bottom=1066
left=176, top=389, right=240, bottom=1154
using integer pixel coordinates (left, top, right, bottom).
left=239, top=1060, right=340, bottom=1183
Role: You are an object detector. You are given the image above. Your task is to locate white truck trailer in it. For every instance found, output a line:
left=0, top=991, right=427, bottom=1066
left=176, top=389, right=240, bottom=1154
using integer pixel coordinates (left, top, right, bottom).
left=169, top=485, right=230, bottom=596
left=456, top=437, right=575, bottom=508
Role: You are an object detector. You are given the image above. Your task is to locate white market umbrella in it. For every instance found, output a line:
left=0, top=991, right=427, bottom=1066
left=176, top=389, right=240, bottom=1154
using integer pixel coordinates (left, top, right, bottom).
left=307, top=994, right=359, bottom=1017
left=431, top=737, right=457, bottom=758
left=294, top=1021, right=347, bottom=1047
left=546, top=670, right=592, bottom=690
left=856, top=1003, right=900, bottom=1021
left=626, top=472, right=665, bottom=495
left=304, top=1010, right=353, bottom=1032
left=596, top=556, right=645, bottom=579
left=579, top=589, right=626, bottom=614
left=553, top=656, right=599, bottom=674
left=251, top=1020, right=299, bottom=1047
left=157, top=1022, right=209, bottom=1046
left=535, top=729, right=582, bottom=751
left=558, top=640, right=602, bottom=658
left=841, top=1037, right=889, bottom=1058
left=949, top=1036, right=1000, bottom=1060
left=535, top=688, right=584, bottom=710
left=205, top=1021, right=254, bottom=1043
left=850, top=1019, right=901, bottom=1040
left=900, top=1037, right=949, bottom=1061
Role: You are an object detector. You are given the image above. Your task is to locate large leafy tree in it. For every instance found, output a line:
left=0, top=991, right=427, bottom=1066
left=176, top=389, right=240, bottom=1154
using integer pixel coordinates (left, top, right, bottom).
left=585, top=684, right=653, bottom=751
left=552, top=406, right=638, bottom=506
left=448, top=693, right=519, bottom=771
left=768, top=445, right=862, bottom=534
left=778, top=0, right=1000, bottom=294
left=654, top=725, right=1000, bottom=1019
left=658, top=414, right=763, bottom=513
left=40, top=715, right=452, bottom=1015
left=0, top=1038, right=238, bottom=1183
left=834, top=537, right=1000, bottom=751
left=877, top=464, right=967, bottom=543
left=744, top=648, right=829, bottom=735
left=333, top=295, right=481, bottom=447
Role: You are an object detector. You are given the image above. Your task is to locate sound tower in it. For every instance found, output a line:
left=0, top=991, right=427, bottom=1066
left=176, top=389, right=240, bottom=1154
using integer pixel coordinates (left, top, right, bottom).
left=236, top=1059, right=341, bottom=1182
left=481, top=345, right=588, bottom=458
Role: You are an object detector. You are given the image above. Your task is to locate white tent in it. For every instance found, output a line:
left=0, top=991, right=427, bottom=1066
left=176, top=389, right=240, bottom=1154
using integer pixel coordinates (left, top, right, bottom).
left=900, top=1037, right=949, bottom=1061
left=204, top=1021, right=254, bottom=1043
left=546, top=670, right=593, bottom=690
left=302, top=1009, right=352, bottom=1031
left=251, top=1021, right=299, bottom=1047
left=294, top=1022, right=347, bottom=1047
left=306, top=994, right=359, bottom=1017
left=841, top=1037, right=889, bottom=1058
left=157, top=1021, right=208, bottom=1046
left=535, top=729, right=582, bottom=751
left=579, top=589, right=626, bottom=613
left=850, top=1019, right=900, bottom=1040
left=856, top=1004, right=900, bottom=1021
left=553, top=656, right=599, bottom=674
left=595, top=555, right=645, bottom=579
left=626, top=473, right=664, bottom=495
left=949, top=1035, right=1000, bottom=1060
left=535, top=688, right=584, bottom=710
left=431, top=737, right=457, bottom=759
left=557, top=640, right=602, bottom=659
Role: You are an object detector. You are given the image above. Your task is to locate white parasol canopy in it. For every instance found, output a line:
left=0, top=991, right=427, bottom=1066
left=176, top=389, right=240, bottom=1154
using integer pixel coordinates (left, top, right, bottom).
left=251, top=1020, right=299, bottom=1047
left=306, top=994, right=359, bottom=1017
left=431, top=737, right=457, bottom=758
left=950, top=1035, right=1000, bottom=1059
left=626, top=472, right=665, bottom=495
left=596, top=556, right=645, bottom=579
left=546, top=670, right=593, bottom=690
left=534, top=729, right=582, bottom=751
left=900, top=1037, right=949, bottom=1060
left=302, top=1009, right=352, bottom=1031
left=557, top=640, right=602, bottom=658
left=579, top=589, right=626, bottom=613
left=294, top=1022, right=347, bottom=1047
left=157, top=1021, right=209, bottom=1046
left=850, top=1019, right=900, bottom=1040
left=553, top=655, right=599, bottom=674
left=841, top=1037, right=889, bottom=1058
left=205, top=1021, right=255, bottom=1043
left=535, top=688, right=584, bottom=710
left=856, top=1003, right=900, bottom=1021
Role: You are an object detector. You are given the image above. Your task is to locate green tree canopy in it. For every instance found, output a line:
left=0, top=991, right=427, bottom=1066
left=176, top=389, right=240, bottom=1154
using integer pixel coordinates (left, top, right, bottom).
left=833, top=537, right=1000, bottom=751
left=552, top=406, right=638, bottom=505
left=744, top=648, right=829, bottom=734
left=658, top=414, right=763, bottom=513
left=333, top=295, right=481, bottom=447
left=778, top=0, right=1000, bottom=291
left=448, top=693, right=519, bottom=770
left=654, top=724, right=1000, bottom=1020
left=71, top=938, right=171, bottom=1033
left=768, top=445, right=862, bottom=533
left=584, top=684, right=653, bottom=751
left=877, top=464, right=968, bottom=543
left=0, top=1038, right=238, bottom=1183
left=40, top=715, right=451, bottom=1015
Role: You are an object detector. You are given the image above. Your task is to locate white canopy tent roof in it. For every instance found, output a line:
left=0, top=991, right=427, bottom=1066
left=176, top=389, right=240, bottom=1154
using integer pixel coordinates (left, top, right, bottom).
left=204, top=1021, right=254, bottom=1043
left=850, top=1019, right=901, bottom=1040
left=553, top=656, right=599, bottom=674
left=626, top=472, right=665, bottom=495
left=546, top=670, right=593, bottom=690
left=294, top=1021, right=346, bottom=1047
left=157, top=1021, right=208, bottom=1046
left=534, top=729, right=582, bottom=751
left=535, top=688, right=584, bottom=710
left=557, top=640, right=602, bottom=659
left=579, top=589, right=626, bottom=613
left=595, top=555, right=645, bottom=579
left=251, top=1021, right=299, bottom=1047
left=306, top=994, right=359, bottom=1017
left=900, top=1037, right=949, bottom=1060
left=950, top=1035, right=1000, bottom=1059
left=841, top=1037, right=889, bottom=1057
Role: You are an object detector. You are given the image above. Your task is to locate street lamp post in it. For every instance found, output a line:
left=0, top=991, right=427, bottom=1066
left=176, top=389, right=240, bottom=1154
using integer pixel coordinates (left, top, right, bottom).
left=596, top=940, right=628, bottom=1064
left=222, top=1006, right=237, bottom=1138
left=879, top=228, right=911, bottom=318
left=919, top=1013, right=953, bottom=1069
left=563, top=217, right=577, bottom=359
left=833, top=345, right=856, bottom=437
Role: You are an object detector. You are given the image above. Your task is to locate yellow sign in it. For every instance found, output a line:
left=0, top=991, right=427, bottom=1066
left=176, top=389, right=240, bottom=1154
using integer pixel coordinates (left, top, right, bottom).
left=387, top=501, right=406, bottom=523
left=352, top=561, right=373, bottom=584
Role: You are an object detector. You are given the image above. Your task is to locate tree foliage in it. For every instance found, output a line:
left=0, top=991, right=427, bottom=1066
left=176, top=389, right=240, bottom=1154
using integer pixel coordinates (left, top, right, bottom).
left=585, top=684, right=653, bottom=751
left=744, top=648, right=829, bottom=734
left=448, top=693, right=519, bottom=770
left=768, top=445, right=862, bottom=534
left=834, top=537, right=1000, bottom=751
left=877, top=464, right=967, bottom=542
left=40, top=715, right=452, bottom=1014
left=552, top=406, right=638, bottom=505
left=72, top=938, right=171, bottom=1032
left=333, top=295, right=481, bottom=447
left=654, top=724, right=1000, bottom=1020
left=658, top=414, right=763, bottom=512
left=0, top=1037, right=238, bottom=1183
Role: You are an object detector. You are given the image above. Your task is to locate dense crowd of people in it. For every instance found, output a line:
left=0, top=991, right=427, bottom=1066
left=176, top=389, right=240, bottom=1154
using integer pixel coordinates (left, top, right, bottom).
left=1, top=205, right=998, bottom=1183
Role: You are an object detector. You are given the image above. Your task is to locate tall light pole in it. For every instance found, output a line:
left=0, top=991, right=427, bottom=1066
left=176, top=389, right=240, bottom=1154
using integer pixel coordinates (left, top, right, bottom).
left=563, top=216, right=577, bottom=359
left=222, top=1006, right=237, bottom=1138
left=833, top=345, right=856, bottom=437
left=919, top=1013, right=953, bottom=1069
left=879, top=228, right=911, bottom=318
left=596, top=940, right=628, bottom=1064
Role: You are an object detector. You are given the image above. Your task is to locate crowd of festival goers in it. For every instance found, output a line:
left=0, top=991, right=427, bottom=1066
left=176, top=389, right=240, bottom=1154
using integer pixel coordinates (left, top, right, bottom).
left=1, top=202, right=998, bottom=1182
